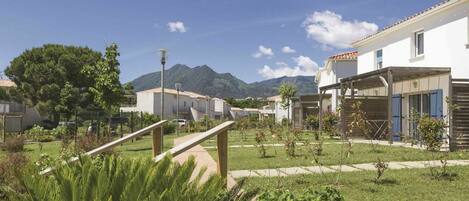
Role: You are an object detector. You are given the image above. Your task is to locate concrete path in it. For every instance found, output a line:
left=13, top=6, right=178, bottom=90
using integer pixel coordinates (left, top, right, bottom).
left=229, top=160, right=469, bottom=179
left=173, top=133, right=236, bottom=188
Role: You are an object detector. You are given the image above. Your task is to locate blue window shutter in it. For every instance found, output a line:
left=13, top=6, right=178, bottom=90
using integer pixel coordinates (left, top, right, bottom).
left=392, top=94, right=402, bottom=140
left=430, top=90, right=443, bottom=119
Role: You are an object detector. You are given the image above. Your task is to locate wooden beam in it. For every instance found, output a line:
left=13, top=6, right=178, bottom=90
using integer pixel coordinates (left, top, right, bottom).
left=154, top=121, right=235, bottom=162
left=152, top=126, right=162, bottom=157
left=340, top=83, right=348, bottom=138
left=387, top=70, right=393, bottom=142
left=40, top=120, right=167, bottom=175
left=319, top=90, right=323, bottom=131
left=217, top=130, right=228, bottom=185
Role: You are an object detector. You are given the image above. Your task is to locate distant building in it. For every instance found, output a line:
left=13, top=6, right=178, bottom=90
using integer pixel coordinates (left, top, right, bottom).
left=229, top=107, right=259, bottom=120
left=266, top=95, right=292, bottom=123
left=0, top=80, right=43, bottom=130
left=120, top=87, right=215, bottom=121
left=316, top=51, right=358, bottom=113
left=212, top=97, right=231, bottom=120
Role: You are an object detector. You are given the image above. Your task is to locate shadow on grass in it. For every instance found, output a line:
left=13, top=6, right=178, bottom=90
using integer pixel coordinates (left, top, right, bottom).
left=125, top=147, right=152, bottom=152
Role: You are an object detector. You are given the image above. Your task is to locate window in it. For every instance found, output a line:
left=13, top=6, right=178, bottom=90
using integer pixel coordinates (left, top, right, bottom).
left=375, top=49, right=383, bottom=69
left=415, top=31, right=424, bottom=56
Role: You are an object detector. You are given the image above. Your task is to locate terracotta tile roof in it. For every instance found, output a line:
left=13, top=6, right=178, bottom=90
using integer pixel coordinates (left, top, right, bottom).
left=328, top=51, right=357, bottom=61
left=353, top=0, right=459, bottom=45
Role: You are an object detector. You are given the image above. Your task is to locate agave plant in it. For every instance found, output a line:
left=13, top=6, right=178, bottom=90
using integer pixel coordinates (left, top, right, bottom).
left=6, top=155, right=256, bottom=201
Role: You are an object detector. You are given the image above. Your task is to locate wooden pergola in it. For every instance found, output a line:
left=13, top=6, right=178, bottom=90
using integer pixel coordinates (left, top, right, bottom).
left=319, top=66, right=451, bottom=140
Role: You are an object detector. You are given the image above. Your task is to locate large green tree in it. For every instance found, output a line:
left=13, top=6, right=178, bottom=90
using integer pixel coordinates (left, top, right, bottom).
left=82, top=43, right=123, bottom=111
left=4, top=44, right=105, bottom=119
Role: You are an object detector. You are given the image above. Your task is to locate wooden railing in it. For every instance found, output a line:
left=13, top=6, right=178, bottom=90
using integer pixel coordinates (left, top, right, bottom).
left=40, top=120, right=234, bottom=186
left=40, top=120, right=167, bottom=175
left=154, top=121, right=235, bottom=184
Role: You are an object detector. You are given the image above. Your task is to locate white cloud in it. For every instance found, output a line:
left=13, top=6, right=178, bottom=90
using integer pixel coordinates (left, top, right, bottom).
left=252, top=45, right=274, bottom=59
left=258, top=55, right=319, bottom=79
left=303, top=10, right=378, bottom=49
left=167, top=21, right=187, bottom=33
left=281, top=46, right=296, bottom=54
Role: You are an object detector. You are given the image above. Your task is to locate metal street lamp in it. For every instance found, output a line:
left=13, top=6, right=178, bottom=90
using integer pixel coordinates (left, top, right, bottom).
left=175, top=83, right=182, bottom=136
left=159, top=49, right=167, bottom=151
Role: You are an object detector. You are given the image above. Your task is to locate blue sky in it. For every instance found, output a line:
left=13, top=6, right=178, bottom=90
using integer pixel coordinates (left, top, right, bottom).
left=0, top=0, right=440, bottom=83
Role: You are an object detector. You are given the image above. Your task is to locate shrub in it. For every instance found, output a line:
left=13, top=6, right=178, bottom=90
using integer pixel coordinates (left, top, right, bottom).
left=321, top=112, right=339, bottom=137
left=418, top=115, right=446, bottom=151
left=374, top=158, right=388, bottom=183
left=0, top=153, right=29, bottom=199
left=0, top=135, right=25, bottom=153
left=76, top=135, right=113, bottom=154
left=142, top=112, right=160, bottom=126
left=7, top=155, right=256, bottom=201
left=255, top=131, right=267, bottom=158
left=305, top=114, right=320, bottom=130
left=258, top=186, right=343, bottom=201
left=163, top=122, right=177, bottom=134
left=36, top=135, right=55, bottom=142
left=51, top=125, right=70, bottom=139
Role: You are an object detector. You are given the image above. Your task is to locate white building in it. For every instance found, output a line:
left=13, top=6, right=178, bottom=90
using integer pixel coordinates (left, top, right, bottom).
left=319, top=0, right=469, bottom=149
left=121, top=87, right=215, bottom=121
left=316, top=51, right=358, bottom=113
left=212, top=97, right=231, bottom=120
left=266, top=95, right=292, bottom=123
left=229, top=107, right=259, bottom=120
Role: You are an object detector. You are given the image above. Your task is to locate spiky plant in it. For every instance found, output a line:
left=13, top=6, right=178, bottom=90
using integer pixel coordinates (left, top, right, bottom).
left=6, top=155, right=256, bottom=201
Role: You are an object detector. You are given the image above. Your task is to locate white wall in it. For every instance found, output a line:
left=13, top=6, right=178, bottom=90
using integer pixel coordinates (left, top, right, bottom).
left=357, top=2, right=469, bottom=78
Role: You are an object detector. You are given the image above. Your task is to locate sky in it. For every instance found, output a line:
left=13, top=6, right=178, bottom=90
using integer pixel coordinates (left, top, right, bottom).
left=0, top=0, right=441, bottom=83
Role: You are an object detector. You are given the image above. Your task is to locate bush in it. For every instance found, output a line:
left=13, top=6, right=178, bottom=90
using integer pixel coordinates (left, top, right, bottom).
left=51, top=125, right=70, bottom=139
left=76, top=135, right=113, bottom=154
left=0, top=135, right=25, bottom=153
left=163, top=122, right=177, bottom=134
left=258, top=186, right=344, bottom=201
left=0, top=153, right=29, bottom=199
left=7, top=155, right=256, bottom=201
left=321, top=112, right=339, bottom=136
left=36, top=135, right=55, bottom=142
left=418, top=115, right=446, bottom=151
left=305, top=114, right=320, bottom=130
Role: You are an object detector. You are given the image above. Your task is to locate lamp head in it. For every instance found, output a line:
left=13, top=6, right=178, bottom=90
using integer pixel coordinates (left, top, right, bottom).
left=159, top=49, right=167, bottom=65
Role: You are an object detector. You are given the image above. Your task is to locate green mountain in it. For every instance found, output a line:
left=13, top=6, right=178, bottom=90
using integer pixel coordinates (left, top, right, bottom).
left=130, top=64, right=317, bottom=98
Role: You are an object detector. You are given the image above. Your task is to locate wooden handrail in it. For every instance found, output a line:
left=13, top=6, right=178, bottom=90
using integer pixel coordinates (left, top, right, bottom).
left=153, top=121, right=234, bottom=186
left=153, top=121, right=234, bottom=162
left=40, top=120, right=167, bottom=175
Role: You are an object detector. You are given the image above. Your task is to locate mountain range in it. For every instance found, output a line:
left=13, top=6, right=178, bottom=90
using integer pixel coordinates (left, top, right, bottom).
left=130, top=64, right=317, bottom=98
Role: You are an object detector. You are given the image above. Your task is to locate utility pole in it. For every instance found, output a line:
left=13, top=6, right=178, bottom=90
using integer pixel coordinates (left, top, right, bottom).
left=159, top=49, right=167, bottom=150
left=175, top=83, right=181, bottom=136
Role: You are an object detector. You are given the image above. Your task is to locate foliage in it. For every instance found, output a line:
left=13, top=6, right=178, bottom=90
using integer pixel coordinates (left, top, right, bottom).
left=321, top=112, right=339, bottom=137
left=305, top=114, right=320, bottom=130
left=349, top=101, right=377, bottom=151
left=0, top=153, right=29, bottom=199
left=418, top=115, right=446, bottom=152
left=51, top=125, right=71, bottom=139
left=0, top=135, right=25, bottom=153
left=224, top=97, right=267, bottom=109
left=141, top=112, right=160, bottom=126
left=255, top=130, right=267, bottom=158
left=283, top=129, right=299, bottom=158
left=374, top=158, right=388, bottom=183
left=82, top=43, right=124, bottom=111
left=6, top=155, right=255, bottom=201
left=75, top=135, right=113, bottom=153
left=258, top=186, right=344, bottom=201
left=5, top=44, right=102, bottom=117
left=163, top=122, right=177, bottom=134
left=55, top=82, right=80, bottom=119
left=278, top=83, right=297, bottom=130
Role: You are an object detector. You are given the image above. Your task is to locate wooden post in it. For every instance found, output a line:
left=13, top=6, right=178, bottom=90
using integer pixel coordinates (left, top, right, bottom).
left=319, top=90, right=323, bottom=131
left=152, top=126, right=163, bottom=157
left=340, top=83, right=347, bottom=137
left=387, top=70, right=393, bottom=142
left=217, top=130, right=228, bottom=186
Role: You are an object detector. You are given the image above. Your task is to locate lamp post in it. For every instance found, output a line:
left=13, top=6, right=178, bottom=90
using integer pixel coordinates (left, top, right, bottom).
left=175, top=83, right=181, bottom=136
left=159, top=49, right=167, bottom=150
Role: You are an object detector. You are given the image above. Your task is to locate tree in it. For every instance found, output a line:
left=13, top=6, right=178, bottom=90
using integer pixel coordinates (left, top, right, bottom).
left=5, top=44, right=102, bottom=119
left=82, top=43, right=123, bottom=111
left=55, top=82, right=80, bottom=120
left=278, top=83, right=297, bottom=130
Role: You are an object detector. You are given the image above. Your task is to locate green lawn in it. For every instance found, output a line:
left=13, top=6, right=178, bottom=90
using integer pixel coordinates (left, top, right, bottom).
left=208, top=143, right=469, bottom=170
left=202, top=129, right=338, bottom=146
left=243, top=165, right=469, bottom=201
left=1, top=133, right=187, bottom=161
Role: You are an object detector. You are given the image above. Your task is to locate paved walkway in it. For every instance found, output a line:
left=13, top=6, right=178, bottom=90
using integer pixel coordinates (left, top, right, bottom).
left=173, top=133, right=236, bottom=188
left=229, top=160, right=469, bottom=179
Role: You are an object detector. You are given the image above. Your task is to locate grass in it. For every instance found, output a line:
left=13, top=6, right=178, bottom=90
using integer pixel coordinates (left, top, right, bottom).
left=243, top=165, right=469, bottom=201
left=202, top=129, right=338, bottom=146
left=1, top=133, right=188, bottom=161
left=208, top=143, right=469, bottom=170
